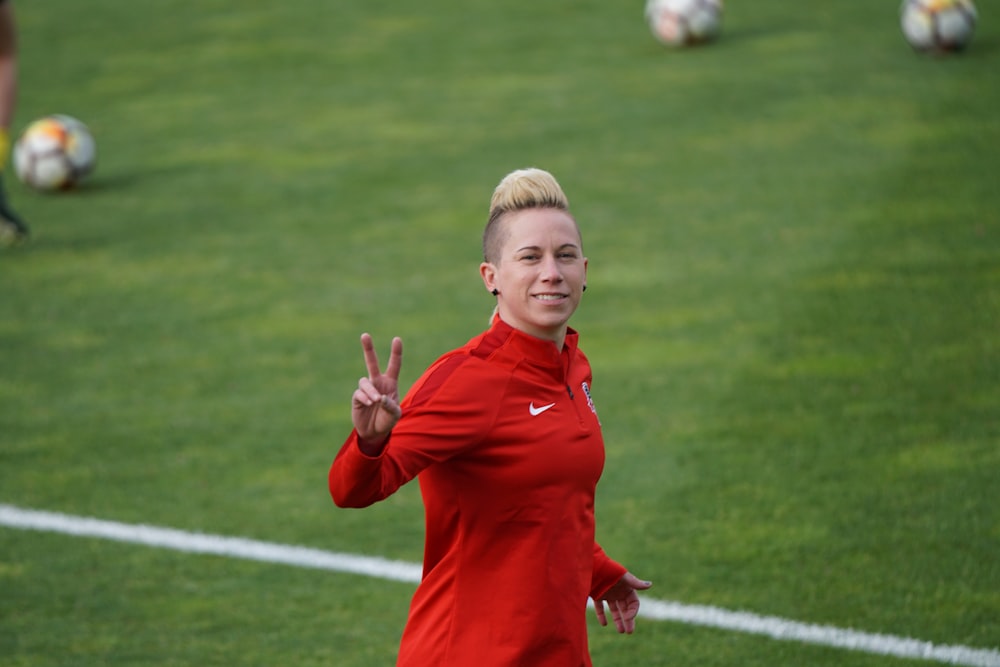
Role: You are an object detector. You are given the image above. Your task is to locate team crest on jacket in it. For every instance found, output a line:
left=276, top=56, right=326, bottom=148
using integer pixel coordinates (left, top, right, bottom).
left=581, top=382, right=599, bottom=423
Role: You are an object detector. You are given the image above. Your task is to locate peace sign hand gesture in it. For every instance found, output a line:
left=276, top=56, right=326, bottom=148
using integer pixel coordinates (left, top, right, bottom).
left=351, top=333, right=403, bottom=455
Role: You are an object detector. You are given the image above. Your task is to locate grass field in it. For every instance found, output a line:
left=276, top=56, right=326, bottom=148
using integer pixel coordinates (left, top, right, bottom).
left=2, top=1, right=998, bottom=665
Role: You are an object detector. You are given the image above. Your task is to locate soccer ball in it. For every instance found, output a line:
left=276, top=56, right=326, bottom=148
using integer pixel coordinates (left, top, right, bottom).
left=13, top=114, right=96, bottom=191
left=900, top=0, right=977, bottom=53
left=645, top=0, right=723, bottom=47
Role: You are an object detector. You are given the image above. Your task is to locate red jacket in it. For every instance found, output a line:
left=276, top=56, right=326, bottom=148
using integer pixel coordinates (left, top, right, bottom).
left=330, top=318, right=627, bottom=666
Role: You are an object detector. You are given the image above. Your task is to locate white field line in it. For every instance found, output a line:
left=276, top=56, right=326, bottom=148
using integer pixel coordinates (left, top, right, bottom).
left=2, top=503, right=998, bottom=667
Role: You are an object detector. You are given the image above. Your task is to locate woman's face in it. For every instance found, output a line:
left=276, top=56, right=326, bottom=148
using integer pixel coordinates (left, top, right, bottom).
left=480, top=208, right=588, bottom=345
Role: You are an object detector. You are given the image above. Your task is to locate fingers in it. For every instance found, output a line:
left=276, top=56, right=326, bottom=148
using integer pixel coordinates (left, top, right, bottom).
left=623, top=572, right=653, bottom=591
left=360, top=333, right=381, bottom=379
left=384, top=336, right=403, bottom=381
left=352, top=378, right=383, bottom=408
left=609, top=600, right=626, bottom=633
left=352, top=379, right=402, bottom=447
left=593, top=600, right=608, bottom=627
left=608, top=598, right=637, bottom=634
left=379, top=393, right=402, bottom=421
left=360, top=333, right=404, bottom=381
left=594, top=597, right=637, bottom=633
left=595, top=577, right=646, bottom=635
left=355, top=378, right=402, bottom=411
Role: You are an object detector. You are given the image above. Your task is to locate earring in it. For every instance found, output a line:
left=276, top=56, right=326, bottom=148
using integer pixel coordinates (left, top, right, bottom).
left=491, top=289, right=499, bottom=296
left=582, top=285, right=587, bottom=292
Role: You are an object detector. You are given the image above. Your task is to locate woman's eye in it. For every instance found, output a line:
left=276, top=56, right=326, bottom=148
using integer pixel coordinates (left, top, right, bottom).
left=516, top=251, right=577, bottom=261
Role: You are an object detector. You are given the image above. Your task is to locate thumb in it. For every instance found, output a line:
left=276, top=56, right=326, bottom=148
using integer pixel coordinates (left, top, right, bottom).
left=623, top=572, right=653, bottom=590
left=380, top=394, right=402, bottom=420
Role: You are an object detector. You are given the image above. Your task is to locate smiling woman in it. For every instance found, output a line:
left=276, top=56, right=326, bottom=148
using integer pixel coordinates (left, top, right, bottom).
left=328, top=167, right=650, bottom=667
left=480, top=168, right=587, bottom=336
left=480, top=205, right=587, bottom=347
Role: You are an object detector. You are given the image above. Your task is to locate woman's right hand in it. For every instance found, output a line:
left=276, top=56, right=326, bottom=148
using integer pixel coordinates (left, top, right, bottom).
left=351, top=333, right=403, bottom=455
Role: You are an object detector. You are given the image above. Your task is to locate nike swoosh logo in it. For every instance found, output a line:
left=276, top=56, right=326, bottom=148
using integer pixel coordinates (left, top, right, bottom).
left=529, top=402, right=556, bottom=416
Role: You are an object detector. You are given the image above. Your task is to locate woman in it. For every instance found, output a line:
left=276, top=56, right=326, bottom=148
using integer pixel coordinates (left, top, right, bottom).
left=329, top=167, right=650, bottom=666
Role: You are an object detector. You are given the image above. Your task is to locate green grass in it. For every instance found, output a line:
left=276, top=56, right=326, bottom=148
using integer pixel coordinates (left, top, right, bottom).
left=2, top=1, right=998, bottom=665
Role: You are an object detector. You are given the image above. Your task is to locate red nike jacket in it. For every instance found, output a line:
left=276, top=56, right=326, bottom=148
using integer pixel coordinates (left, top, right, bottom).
left=329, top=317, right=627, bottom=666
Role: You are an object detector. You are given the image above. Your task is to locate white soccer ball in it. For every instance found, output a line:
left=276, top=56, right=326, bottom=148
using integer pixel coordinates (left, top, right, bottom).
left=645, top=0, right=723, bottom=47
left=13, top=114, right=96, bottom=191
left=901, top=0, right=977, bottom=53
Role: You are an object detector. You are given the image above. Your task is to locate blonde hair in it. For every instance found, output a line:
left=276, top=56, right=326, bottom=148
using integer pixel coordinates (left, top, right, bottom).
left=482, top=168, right=571, bottom=264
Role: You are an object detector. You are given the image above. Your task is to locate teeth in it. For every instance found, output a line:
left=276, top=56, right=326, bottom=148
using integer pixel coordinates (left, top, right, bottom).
left=535, top=294, right=564, bottom=301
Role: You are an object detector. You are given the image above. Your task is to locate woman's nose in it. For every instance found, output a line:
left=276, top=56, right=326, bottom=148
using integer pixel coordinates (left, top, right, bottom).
left=539, top=254, right=563, bottom=281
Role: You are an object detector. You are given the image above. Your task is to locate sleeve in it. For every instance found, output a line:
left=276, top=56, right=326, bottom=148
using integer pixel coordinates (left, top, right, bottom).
left=328, top=429, right=406, bottom=508
left=589, top=542, right=628, bottom=600
left=329, top=354, right=504, bottom=509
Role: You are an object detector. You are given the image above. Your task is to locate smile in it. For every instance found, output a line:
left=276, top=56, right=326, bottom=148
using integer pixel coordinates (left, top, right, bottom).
left=533, top=293, right=567, bottom=301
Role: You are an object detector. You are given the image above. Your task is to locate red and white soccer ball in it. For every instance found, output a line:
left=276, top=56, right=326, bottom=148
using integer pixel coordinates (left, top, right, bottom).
left=900, top=0, right=977, bottom=53
left=13, top=114, right=96, bottom=191
left=645, top=0, right=723, bottom=47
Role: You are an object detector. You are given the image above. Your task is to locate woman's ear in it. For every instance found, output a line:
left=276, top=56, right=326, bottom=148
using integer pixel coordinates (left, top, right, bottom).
left=480, top=262, right=498, bottom=294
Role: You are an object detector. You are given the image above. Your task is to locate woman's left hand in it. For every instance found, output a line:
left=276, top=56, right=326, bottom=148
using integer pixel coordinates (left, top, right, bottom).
left=594, top=571, right=652, bottom=634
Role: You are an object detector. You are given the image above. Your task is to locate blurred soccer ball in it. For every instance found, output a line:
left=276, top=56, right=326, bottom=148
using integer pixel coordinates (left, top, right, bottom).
left=13, top=114, right=96, bottom=191
left=901, top=0, right=977, bottom=53
left=645, top=0, right=723, bottom=47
